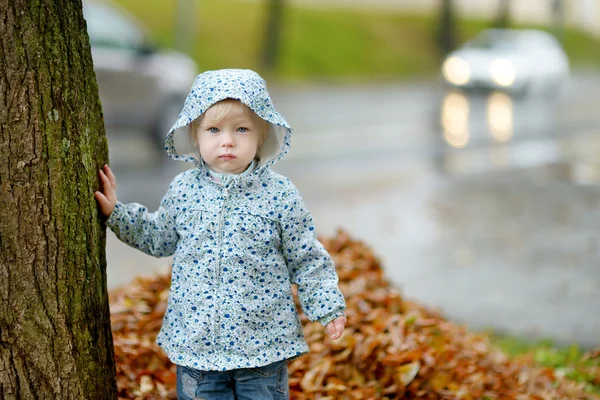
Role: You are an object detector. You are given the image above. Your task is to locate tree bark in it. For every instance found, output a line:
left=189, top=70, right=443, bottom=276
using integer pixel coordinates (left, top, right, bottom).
left=0, top=0, right=117, bottom=399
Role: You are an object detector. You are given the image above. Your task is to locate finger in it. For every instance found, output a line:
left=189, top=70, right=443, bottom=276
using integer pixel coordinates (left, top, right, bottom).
left=326, top=323, right=336, bottom=337
left=333, top=318, right=345, bottom=337
left=99, top=169, right=118, bottom=206
left=328, top=324, right=342, bottom=340
left=94, top=191, right=115, bottom=217
left=105, top=165, right=117, bottom=188
left=94, top=191, right=110, bottom=212
left=99, top=170, right=113, bottom=192
left=94, top=191, right=108, bottom=205
left=104, top=165, right=117, bottom=186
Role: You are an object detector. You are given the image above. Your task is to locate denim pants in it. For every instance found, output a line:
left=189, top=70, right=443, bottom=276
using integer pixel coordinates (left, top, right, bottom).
left=176, top=359, right=289, bottom=400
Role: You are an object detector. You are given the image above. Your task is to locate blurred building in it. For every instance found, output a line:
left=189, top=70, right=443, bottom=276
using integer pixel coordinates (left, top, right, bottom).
left=568, top=0, right=600, bottom=36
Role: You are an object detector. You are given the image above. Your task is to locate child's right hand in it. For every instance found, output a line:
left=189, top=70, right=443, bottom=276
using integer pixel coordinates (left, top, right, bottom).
left=94, top=164, right=118, bottom=217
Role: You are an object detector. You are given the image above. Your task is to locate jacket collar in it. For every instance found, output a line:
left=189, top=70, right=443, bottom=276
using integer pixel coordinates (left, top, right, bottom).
left=198, top=159, right=263, bottom=189
left=203, top=159, right=257, bottom=186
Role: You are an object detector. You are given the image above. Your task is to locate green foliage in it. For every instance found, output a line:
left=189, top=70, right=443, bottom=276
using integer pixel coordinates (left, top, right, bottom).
left=491, top=334, right=600, bottom=395
left=111, top=0, right=600, bottom=82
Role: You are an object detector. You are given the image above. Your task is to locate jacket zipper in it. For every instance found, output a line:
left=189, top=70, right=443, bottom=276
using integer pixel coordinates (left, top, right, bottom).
left=213, top=184, right=229, bottom=345
left=215, top=185, right=230, bottom=282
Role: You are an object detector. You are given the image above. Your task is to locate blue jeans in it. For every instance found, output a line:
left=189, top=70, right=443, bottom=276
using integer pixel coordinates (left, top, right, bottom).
left=176, top=359, right=289, bottom=400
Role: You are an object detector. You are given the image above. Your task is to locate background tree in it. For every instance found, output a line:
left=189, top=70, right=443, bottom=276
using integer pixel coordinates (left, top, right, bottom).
left=551, top=0, right=565, bottom=41
left=0, top=0, right=117, bottom=398
left=174, top=0, right=197, bottom=56
left=261, top=0, right=285, bottom=72
left=437, top=0, right=457, bottom=58
left=495, top=0, right=511, bottom=28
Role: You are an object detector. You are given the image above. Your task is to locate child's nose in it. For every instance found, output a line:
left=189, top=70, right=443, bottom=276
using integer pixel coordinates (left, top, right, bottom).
left=221, top=131, right=235, bottom=146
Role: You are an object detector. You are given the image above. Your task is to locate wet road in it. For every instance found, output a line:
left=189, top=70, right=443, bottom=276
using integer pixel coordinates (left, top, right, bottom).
left=105, top=71, right=600, bottom=346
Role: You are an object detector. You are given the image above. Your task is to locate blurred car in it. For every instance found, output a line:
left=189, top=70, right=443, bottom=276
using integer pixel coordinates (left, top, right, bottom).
left=441, top=29, right=569, bottom=95
left=83, top=1, right=198, bottom=149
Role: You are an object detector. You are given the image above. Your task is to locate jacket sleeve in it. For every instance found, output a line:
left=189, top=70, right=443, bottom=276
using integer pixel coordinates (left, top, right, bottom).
left=280, top=182, right=346, bottom=326
left=106, top=184, right=179, bottom=258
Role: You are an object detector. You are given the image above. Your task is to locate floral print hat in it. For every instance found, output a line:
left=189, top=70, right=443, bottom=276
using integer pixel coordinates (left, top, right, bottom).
left=165, top=69, right=292, bottom=169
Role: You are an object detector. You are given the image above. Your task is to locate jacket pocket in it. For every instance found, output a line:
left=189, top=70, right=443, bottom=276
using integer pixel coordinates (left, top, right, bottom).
left=229, top=211, right=281, bottom=260
left=175, top=207, right=203, bottom=235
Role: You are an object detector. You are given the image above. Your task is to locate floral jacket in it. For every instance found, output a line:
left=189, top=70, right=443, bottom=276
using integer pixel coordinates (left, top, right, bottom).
left=107, top=69, right=346, bottom=371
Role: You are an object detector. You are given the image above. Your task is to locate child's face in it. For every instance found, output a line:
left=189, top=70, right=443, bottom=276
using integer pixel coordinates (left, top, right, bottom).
left=196, top=102, right=265, bottom=174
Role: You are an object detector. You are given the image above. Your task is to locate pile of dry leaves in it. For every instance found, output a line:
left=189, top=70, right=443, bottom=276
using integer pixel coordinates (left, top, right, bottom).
left=109, top=230, right=599, bottom=399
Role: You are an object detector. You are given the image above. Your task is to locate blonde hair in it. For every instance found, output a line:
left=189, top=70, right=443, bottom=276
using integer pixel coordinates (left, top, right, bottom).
left=189, top=99, right=269, bottom=149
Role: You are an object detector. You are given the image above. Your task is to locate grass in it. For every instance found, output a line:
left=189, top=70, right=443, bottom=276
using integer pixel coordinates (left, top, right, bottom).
left=111, top=0, right=600, bottom=83
left=490, top=333, right=600, bottom=395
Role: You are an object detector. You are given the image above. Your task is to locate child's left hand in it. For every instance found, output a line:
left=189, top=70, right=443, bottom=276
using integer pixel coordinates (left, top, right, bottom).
left=326, top=315, right=347, bottom=340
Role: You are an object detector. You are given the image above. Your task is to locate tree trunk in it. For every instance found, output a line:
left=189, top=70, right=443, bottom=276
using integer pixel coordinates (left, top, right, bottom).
left=261, top=0, right=284, bottom=72
left=495, top=0, right=510, bottom=28
left=0, top=0, right=117, bottom=399
left=551, top=0, right=565, bottom=41
left=437, top=0, right=457, bottom=58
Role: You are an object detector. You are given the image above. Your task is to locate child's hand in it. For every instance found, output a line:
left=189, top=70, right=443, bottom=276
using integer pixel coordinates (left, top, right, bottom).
left=94, top=164, right=118, bottom=217
left=326, top=315, right=346, bottom=340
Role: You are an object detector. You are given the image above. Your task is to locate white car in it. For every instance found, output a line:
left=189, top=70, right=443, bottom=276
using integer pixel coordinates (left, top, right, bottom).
left=441, top=29, right=569, bottom=95
left=83, top=1, right=199, bottom=150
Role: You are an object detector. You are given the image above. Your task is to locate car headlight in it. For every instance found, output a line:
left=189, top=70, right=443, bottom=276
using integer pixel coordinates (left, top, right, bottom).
left=442, top=57, right=471, bottom=86
left=489, top=59, right=516, bottom=87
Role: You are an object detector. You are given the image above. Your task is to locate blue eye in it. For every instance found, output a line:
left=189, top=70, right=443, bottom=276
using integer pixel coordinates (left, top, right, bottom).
left=237, top=127, right=248, bottom=133
left=208, top=127, right=219, bottom=133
